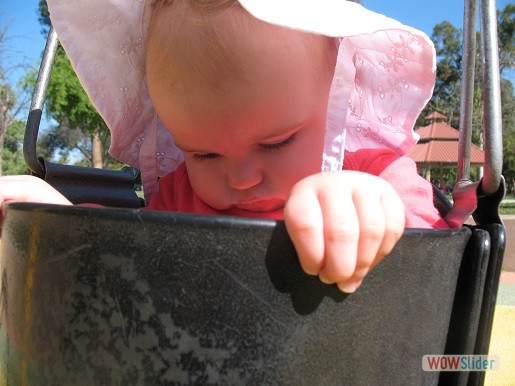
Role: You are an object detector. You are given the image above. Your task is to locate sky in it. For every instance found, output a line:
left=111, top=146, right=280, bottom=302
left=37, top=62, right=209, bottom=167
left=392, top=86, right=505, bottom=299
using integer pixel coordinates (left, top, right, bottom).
left=0, top=0, right=512, bottom=127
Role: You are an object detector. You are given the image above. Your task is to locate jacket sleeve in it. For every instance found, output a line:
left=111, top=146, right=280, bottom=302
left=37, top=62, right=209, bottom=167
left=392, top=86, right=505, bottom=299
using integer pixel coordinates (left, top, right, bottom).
left=345, top=149, right=449, bottom=229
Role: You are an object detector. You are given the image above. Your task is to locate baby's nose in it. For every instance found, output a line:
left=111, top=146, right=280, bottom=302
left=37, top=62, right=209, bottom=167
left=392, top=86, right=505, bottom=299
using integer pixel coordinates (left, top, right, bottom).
left=227, top=160, right=264, bottom=190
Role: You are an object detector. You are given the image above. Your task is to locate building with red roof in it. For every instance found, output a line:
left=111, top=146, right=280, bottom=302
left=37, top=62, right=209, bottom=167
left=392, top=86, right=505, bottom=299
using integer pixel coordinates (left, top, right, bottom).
left=407, top=112, right=484, bottom=184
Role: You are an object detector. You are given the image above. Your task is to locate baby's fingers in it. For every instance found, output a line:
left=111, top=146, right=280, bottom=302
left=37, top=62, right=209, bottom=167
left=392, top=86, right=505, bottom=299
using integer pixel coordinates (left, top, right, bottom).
left=317, top=186, right=359, bottom=285
left=376, top=184, right=405, bottom=258
left=335, top=188, right=386, bottom=292
left=284, top=187, right=324, bottom=276
left=339, top=182, right=405, bottom=292
left=0, top=175, right=72, bottom=214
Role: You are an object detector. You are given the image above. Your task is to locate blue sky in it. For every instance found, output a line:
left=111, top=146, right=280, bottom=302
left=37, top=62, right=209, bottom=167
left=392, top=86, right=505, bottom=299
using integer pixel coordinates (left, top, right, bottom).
left=1, top=0, right=512, bottom=121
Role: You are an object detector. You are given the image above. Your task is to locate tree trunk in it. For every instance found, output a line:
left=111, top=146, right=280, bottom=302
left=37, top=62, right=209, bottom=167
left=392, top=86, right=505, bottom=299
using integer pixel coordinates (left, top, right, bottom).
left=92, top=128, right=103, bottom=169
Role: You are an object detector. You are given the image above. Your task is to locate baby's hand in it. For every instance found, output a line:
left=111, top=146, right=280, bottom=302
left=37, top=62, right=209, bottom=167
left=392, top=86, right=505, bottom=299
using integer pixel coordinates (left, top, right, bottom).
left=0, top=175, right=72, bottom=218
left=284, top=171, right=405, bottom=293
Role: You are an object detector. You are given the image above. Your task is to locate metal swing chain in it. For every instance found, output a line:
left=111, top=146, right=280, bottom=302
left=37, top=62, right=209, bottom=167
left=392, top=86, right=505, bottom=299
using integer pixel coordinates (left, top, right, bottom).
left=479, top=0, right=503, bottom=195
left=446, top=0, right=505, bottom=228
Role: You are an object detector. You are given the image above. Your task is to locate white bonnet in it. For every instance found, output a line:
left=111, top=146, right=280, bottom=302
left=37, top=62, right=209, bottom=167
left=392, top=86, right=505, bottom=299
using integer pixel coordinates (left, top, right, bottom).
left=46, top=0, right=435, bottom=199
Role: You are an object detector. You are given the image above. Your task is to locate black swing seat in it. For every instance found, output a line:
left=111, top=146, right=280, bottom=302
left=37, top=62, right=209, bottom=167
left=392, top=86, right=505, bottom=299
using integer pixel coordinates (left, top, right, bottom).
left=0, top=188, right=506, bottom=385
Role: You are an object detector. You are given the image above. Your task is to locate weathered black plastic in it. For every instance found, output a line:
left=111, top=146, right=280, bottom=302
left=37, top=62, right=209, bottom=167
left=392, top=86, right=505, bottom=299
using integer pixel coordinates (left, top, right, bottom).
left=473, top=177, right=506, bottom=227
left=0, top=203, right=471, bottom=385
left=42, top=160, right=143, bottom=208
left=439, top=227, right=490, bottom=386
left=469, top=223, right=507, bottom=386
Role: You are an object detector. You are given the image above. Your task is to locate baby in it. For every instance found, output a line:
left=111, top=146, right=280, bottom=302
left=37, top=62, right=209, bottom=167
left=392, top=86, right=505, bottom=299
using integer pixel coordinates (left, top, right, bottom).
left=0, top=0, right=448, bottom=293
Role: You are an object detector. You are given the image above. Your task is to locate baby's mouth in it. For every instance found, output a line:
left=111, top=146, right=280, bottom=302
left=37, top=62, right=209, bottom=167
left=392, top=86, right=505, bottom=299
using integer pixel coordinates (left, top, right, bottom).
left=234, top=198, right=285, bottom=213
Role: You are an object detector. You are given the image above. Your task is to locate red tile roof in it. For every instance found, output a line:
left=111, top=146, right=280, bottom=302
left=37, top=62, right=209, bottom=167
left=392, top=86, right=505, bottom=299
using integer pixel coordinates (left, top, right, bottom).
left=407, top=111, right=485, bottom=165
left=424, top=111, right=448, bottom=121
left=407, top=140, right=484, bottom=164
left=416, top=121, right=460, bottom=141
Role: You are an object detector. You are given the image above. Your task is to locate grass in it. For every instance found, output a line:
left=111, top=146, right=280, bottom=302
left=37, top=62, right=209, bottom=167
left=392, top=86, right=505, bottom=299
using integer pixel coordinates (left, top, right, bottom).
left=500, top=202, right=515, bottom=215
left=501, top=193, right=515, bottom=215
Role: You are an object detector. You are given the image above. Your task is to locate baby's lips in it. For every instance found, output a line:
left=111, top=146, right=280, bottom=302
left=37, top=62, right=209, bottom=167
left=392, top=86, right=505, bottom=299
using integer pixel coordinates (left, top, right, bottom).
left=234, top=198, right=284, bottom=212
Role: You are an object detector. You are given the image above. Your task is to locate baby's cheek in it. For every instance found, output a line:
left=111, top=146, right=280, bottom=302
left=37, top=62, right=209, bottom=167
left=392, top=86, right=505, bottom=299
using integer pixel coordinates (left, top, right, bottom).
left=187, top=166, right=213, bottom=194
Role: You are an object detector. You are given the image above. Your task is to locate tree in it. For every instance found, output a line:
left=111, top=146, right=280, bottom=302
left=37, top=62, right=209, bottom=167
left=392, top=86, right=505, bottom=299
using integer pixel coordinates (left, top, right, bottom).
left=0, top=23, right=32, bottom=176
left=497, top=4, right=515, bottom=75
left=501, top=79, right=515, bottom=194
left=425, top=21, right=464, bottom=128
left=2, top=118, right=29, bottom=175
left=492, top=6, right=514, bottom=193
left=0, top=83, right=17, bottom=174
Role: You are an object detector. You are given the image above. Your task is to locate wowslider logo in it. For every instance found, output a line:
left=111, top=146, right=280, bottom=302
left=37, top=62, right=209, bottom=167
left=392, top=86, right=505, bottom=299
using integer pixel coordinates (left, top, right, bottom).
left=422, top=355, right=500, bottom=371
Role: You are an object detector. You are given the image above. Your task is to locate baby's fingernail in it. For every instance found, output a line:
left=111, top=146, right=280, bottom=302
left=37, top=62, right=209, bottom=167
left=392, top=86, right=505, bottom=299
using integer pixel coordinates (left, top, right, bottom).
left=319, top=275, right=332, bottom=285
left=337, top=278, right=363, bottom=293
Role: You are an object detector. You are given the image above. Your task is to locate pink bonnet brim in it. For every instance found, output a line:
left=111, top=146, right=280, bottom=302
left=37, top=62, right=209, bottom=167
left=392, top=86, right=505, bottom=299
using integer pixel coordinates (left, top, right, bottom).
left=46, top=0, right=435, bottom=199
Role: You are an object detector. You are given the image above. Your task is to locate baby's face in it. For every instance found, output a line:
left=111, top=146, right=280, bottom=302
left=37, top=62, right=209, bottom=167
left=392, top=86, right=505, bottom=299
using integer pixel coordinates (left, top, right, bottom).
left=147, top=7, right=335, bottom=213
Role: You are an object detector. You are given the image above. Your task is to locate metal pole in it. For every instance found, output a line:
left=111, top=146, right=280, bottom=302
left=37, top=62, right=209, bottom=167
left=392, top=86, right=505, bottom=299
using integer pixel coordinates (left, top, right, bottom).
left=480, top=0, right=503, bottom=195
left=23, top=27, right=59, bottom=176
left=457, top=0, right=478, bottom=182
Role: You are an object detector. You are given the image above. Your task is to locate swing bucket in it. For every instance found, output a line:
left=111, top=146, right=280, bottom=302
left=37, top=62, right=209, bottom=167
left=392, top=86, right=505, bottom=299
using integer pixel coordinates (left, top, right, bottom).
left=0, top=203, right=472, bottom=385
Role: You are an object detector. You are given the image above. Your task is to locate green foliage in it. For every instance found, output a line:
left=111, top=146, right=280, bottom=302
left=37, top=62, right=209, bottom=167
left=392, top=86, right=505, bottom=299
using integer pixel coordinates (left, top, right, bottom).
left=38, top=0, right=51, bottom=35
left=1, top=23, right=33, bottom=175
left=0, top=83, right=16, bottom=112
left=502, top=80, right=515, bottom=194
left=500, top=202, right=515, bottom=215
left=2, top=119, right=30, bottom=175
left=418, top=22, right=463, bottom=128
left=497, top=4, right=515, bottom=73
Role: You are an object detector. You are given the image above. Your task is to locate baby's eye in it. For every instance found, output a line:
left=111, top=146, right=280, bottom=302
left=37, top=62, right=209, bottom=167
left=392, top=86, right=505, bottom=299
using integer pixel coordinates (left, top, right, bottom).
left=192, top=153, right=220, bottom=163
left=259, top=133, right=297, bottom=152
